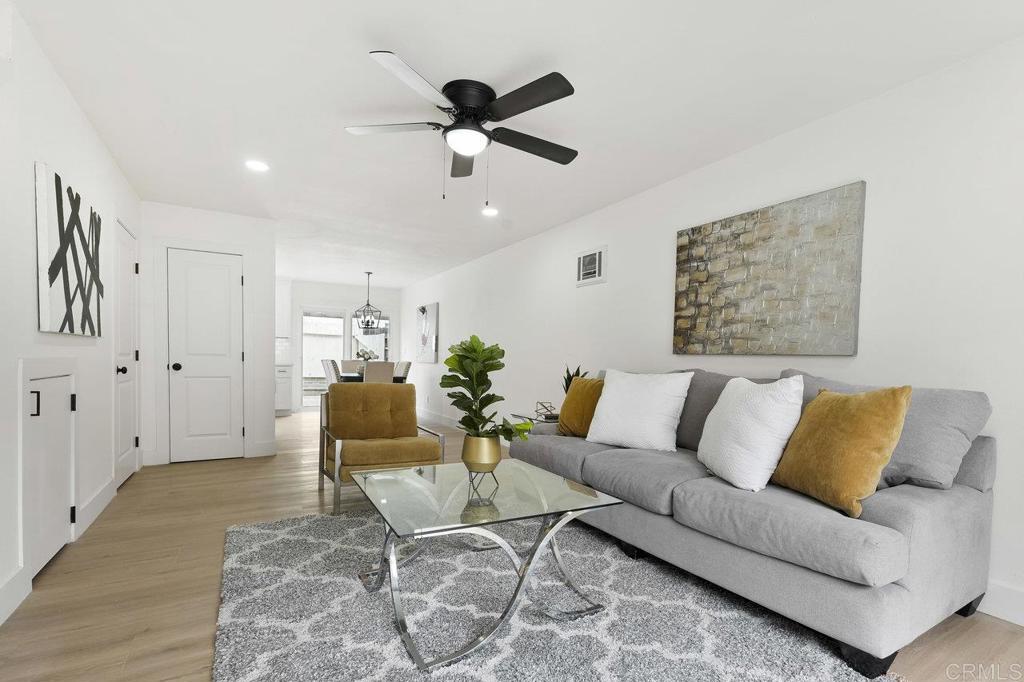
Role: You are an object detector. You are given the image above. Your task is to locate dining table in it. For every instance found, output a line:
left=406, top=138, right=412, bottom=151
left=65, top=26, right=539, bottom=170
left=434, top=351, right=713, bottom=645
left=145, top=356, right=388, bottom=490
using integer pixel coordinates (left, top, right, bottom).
left=338, top=372, right=407, bottom=384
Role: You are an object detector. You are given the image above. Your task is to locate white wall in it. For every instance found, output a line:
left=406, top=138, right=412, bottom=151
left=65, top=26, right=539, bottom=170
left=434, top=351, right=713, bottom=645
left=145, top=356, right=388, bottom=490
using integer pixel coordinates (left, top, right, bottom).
left=139, top=202, right=277, bottom=462
left=0, top=8, right=140, bottom=621
left=402, top=38, right=1024, bottom=625
left=283, top=279, right=402, bottom=406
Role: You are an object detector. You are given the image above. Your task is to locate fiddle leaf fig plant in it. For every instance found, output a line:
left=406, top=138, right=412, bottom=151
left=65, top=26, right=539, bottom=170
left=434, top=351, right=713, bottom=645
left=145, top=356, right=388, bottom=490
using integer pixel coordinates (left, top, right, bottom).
left=440, top=335, right=531, bottom=442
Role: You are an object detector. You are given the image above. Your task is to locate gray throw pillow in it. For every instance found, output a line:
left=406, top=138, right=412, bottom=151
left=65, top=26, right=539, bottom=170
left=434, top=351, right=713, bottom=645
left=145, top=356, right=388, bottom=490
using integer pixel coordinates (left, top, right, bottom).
left=781, top=369, right=991, bottom=489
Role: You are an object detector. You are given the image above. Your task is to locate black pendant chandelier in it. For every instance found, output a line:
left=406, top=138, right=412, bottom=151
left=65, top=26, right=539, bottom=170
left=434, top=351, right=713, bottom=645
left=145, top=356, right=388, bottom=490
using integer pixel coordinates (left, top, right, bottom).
left=355, top=271, right=382, bottom=330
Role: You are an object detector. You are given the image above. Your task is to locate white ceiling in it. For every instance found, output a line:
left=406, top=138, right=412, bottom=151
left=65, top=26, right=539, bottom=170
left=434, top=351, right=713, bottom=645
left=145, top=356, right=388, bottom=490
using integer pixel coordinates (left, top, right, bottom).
left=17, top=1, right=1024, bottom=287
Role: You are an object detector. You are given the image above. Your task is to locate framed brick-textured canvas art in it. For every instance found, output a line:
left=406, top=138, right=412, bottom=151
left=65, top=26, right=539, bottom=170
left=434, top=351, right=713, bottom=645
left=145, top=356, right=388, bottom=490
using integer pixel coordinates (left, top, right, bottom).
left=673, top=182, right=865, bottom=356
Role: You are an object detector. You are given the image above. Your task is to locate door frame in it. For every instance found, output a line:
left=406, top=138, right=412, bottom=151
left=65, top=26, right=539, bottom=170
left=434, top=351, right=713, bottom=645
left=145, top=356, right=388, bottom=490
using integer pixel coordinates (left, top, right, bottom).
left=151, top=237, right=253, bottom=465
left=114, top=220, right=140, bottom=486
left=297, top=305, right=348, bottom=410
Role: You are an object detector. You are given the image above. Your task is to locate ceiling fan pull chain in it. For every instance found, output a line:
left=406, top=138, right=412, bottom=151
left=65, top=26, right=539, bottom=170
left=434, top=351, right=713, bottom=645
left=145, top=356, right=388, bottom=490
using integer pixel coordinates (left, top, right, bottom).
left=441, top=137, right=447, bottom=200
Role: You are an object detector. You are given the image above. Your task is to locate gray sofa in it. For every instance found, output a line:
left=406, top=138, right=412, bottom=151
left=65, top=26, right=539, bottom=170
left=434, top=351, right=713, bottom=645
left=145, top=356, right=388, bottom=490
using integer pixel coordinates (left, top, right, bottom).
left=509, top=368, right=995, bottom=678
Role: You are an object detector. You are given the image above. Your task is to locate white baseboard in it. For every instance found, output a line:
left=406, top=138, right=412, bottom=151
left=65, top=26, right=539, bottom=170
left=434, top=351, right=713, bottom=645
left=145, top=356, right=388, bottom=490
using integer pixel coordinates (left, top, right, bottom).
left=980, top=579, right=1024, bottom=627
left=75, top=478, right=116, bottom=538
left=247, top=440, right=276, bottom=458
left=0, top=568, right=30, bottom=625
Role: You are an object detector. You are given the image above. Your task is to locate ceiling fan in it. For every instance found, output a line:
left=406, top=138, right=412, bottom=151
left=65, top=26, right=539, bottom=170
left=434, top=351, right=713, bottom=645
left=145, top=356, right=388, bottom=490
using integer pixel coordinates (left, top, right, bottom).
left=346, top=51, right=578, bottom=178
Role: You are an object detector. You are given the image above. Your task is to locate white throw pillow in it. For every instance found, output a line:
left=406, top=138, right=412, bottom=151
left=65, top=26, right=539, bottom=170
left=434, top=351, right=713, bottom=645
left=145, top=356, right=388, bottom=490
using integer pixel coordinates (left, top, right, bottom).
left=586, top=370, right=694, bottom=452
left=697, top=376, right=804, bottom=492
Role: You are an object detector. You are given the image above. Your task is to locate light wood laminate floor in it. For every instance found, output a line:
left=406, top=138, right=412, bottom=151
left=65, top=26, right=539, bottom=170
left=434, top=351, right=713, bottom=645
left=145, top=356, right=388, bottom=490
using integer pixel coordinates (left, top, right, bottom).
left=0, top=410, right=1020, bottom=681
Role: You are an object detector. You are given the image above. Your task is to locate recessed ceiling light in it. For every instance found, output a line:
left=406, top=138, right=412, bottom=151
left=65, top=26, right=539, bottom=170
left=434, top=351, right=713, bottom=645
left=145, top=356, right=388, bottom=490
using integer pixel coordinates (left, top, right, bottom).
left=481, top=203, right=498, bottom=217
left=245, top=159, right=270, bottom=172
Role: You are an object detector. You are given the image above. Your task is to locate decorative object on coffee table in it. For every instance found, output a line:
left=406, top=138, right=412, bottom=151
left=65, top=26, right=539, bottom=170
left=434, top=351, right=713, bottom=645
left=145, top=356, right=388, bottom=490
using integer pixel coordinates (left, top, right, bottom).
left=440, top=335, right=531, bottom=473
left=674, top=181, right=865, bottom=356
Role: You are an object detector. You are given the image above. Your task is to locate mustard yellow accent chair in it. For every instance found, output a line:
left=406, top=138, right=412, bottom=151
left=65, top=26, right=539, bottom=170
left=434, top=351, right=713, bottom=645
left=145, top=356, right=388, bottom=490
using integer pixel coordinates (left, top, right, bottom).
left=319, top=383, right=444, bottom=513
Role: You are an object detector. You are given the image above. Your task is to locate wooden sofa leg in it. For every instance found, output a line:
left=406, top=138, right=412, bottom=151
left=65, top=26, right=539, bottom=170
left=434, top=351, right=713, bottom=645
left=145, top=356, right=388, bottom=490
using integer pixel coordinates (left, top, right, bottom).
left=617, top=539, right=646, bottom=560
left=837, top=642, right=897, bottom=678
left=957, top=593, right=985, bottom=617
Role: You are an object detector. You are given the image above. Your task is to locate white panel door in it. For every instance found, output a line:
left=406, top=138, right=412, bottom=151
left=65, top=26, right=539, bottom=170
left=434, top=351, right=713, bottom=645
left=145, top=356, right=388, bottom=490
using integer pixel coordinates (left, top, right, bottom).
left=168, top=248, right=244, bottom=462
left=24, top=375, right=74, bottom=576
left=114, top=224, right=139, bottom=486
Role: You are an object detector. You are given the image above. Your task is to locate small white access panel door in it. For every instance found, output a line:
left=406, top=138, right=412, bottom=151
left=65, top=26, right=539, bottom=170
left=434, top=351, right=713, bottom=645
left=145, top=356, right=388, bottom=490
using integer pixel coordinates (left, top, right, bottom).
left=23, top=374, right=74, bottom=576
left=168, top=248, right=244, bottom=462
left=114, top=224, right=139, bottom=486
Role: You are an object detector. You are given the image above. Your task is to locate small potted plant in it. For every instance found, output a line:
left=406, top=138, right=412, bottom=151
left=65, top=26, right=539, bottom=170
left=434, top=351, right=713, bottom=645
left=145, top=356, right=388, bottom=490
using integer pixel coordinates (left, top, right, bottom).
left=440, top=335, right=531, bottom=473
left=563, top=364, right=589, bottom=394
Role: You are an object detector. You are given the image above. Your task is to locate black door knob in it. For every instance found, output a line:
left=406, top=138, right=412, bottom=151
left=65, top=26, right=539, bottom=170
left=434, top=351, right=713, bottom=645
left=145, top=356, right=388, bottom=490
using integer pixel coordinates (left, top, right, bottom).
left=171, top=362, right=182, bottom=371
left=116, top=366, right=128, bottom=375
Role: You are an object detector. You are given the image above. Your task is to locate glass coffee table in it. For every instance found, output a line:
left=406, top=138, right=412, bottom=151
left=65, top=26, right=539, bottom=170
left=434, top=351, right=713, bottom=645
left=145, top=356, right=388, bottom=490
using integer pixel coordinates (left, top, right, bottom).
left=353, top=459, right=622, bottom=672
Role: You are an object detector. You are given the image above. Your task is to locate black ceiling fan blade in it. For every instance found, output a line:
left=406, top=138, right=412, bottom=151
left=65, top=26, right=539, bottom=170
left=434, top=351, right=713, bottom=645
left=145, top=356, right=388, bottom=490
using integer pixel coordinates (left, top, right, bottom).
left=451, top=153, right=474, bottom=178
left=491, top=127, right=578, bottom=165
left=369, top=51, right=453, bottom=108
left=345, top=122, right=443, bottom=135
left=487, top=73, right=574, bottom=122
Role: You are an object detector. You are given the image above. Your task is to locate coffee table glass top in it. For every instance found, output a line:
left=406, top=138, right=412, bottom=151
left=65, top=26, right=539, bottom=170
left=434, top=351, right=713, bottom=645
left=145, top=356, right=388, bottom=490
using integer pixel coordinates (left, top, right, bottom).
left=353, top=459, right=621, bottom=538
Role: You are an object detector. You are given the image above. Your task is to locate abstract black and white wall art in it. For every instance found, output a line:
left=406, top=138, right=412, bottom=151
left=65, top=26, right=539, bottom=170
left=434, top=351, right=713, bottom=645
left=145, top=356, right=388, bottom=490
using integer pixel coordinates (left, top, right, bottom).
left=415, top=302, right=439, bottom=363
left=35, top=163, right=104, bottom=336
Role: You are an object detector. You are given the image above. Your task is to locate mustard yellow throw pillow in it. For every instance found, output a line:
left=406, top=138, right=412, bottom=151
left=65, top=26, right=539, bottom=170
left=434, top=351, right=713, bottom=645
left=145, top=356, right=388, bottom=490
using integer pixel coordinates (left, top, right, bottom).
left=771, top=386, right=912, bottom=518
left=558, top=378, right=605, bottom=437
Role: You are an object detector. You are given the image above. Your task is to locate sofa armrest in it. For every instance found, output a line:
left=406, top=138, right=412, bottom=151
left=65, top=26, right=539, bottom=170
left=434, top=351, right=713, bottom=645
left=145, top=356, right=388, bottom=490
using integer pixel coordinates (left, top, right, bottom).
left=953, top=436, right=997, bottom=493
left=528, top=421, right=562, bottom=436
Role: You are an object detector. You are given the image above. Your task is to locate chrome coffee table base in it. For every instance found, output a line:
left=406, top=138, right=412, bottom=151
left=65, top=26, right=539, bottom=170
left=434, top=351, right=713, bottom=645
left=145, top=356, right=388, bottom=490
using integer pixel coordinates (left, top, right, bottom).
left=360, top=510, right=603, bottom=672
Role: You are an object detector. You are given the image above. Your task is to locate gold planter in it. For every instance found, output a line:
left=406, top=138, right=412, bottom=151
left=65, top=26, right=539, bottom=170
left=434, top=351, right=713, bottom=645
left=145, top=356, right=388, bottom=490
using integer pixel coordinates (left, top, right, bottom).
left=461, top=435, right=501, bottom=473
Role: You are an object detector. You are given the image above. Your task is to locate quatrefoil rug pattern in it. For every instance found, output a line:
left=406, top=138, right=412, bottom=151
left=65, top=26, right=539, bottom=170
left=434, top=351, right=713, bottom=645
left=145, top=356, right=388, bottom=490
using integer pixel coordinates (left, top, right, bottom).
left=214, top=509, right=902, bottom=681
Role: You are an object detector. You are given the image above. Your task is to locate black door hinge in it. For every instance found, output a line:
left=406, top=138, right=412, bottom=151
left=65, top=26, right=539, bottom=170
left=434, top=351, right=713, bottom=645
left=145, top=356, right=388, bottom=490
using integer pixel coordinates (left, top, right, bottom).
left=134, top=262, right=139, bottom=275
left=134, top=436, right=139, bottom=448
left=242, top=427, right=246, bottom=437
left=241, top=352, right=245, bottom=362
left=70, top=506, right=77, bottom=523
left=240, top=275, right=244, bottom=286
left=135, top=349, right=140, bottom=361
left=70, top=393, right=77, bottom=412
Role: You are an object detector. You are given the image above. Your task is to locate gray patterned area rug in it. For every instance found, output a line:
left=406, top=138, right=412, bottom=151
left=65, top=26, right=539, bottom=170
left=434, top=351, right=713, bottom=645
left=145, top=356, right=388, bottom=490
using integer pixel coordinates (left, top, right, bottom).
left=214, top=510, right=903, bottom=681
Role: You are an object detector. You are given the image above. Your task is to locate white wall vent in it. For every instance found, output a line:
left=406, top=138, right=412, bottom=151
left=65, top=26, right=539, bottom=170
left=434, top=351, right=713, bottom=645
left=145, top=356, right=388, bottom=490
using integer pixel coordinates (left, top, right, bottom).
left=576, top=246, right=607, bottom=287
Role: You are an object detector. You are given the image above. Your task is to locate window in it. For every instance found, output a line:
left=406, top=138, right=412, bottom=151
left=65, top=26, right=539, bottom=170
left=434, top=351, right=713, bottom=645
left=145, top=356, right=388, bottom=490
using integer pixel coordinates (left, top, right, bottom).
left=351, top=314, right=389, bottom=362
left=301, top=312, right=345, bottom=407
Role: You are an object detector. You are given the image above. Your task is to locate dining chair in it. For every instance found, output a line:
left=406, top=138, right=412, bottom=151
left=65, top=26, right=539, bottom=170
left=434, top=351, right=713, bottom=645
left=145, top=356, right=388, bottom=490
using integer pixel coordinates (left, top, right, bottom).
left=321, top=359, right=341, bottom=384
left=394, top=361, right=412, bottom=380
left=363, top=361, right=395, bottom=383
left=340, top=360, right=363, bottom=373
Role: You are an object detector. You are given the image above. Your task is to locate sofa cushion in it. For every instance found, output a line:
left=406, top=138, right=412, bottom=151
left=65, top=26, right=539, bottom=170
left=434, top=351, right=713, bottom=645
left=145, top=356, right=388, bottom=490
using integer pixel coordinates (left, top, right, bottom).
left=781, top=369, right=992, bottom=489
left=582, top=448, right=711, bottom=515
left=676, top=369, right=776, bottom=451
left=334, top=436, right=441, bottom=466
left=672, top=478, right=909, bottom=587
left=509, top=435, right=615, bottom=481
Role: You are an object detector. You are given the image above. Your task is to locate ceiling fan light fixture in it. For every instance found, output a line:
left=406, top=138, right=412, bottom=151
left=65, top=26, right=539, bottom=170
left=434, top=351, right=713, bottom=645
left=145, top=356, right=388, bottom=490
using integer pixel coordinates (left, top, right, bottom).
left=444, top=124, right=490, bottom=157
